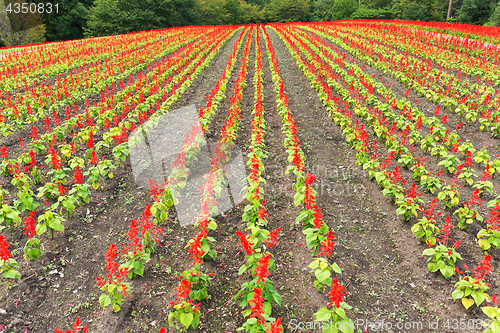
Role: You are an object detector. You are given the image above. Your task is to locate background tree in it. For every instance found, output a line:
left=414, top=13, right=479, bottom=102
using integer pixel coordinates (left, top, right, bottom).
left=85, top=0, right=121, bottom=36
left=224, top=0, right=242, bottom=23
left=33, top=0, right=91, bottom=41
left=161, top=0, right=200, bottom=27
left=403, top=1, right=430, bottom=20
left=457, top=0, right=495, bottom=24
left=0, top=0, right=45, bottom=46
left=491, top=0, right=500, bottom=25
left=331, top=0, right=358, bottom=19
left=364, top=0, right=392, bottom=9
left=195, top=0, right=228, bottom=25
left=265, top=0, right=310, bottom=22
left=350, top=7, right=395, bottom=19
left=240, top=0, right=265, bottom=23
left=86, top=0, right=200, bottom=37
left=246, top=0, right=268, bottom=7
left=312, top=0, right=335, bottom=21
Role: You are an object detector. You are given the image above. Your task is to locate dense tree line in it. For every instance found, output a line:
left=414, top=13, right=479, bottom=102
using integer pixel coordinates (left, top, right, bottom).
left=1, top=0, right=500, bottom=46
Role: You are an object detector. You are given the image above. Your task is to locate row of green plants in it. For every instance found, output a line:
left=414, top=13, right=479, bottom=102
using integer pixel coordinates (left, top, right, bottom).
left=264, top=26, right=353, bottom=333
left=272, top=23, right=499, bottom=331
left=0, top=27, right=239, bottom=287
left=168, top=26, right=254, bottom=330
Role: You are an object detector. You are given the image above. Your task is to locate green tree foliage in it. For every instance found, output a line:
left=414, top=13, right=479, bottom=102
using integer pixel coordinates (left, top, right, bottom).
left=86, top=0, right=200, bottom=37
left=350, top=7, right=394, bottom=18
left=0, top=0, right=46, bottom=45
left=364, top=0, right=391, bottom=9
left=240, top=0, right=265, bottom=23
left=403, top=1, right=430, bottom=20
left=457, top=0, right=495, bottom=24
left=48, top=2, right=88, bottom=40
left=196, top=0, right=228, bottom=25
left=225, top=0, right=241, bottom=22
left=33, top=0, right=90, bottom=41
left=246, top=0, right=268, bottom=7
left=491, top=0, right=500, bottom=25
left=331, top=0, right=358, bottom=19
left=85, top=0, right=121, bottom=36
left=265, top=0, right=311, bottom=22
left=391, top=0, right=443, bottom=21
left=312, top=0, right=335, bottom=21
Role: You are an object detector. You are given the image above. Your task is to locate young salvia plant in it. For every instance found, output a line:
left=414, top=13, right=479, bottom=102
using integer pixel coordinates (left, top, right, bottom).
left=22, top=210, right=44, bottom=260
left=481, top=294, right=500, bottom=333
left=477, top=203, right=500, bottom=251
left=119, top=219, right=150, bottom=279
left=96, top=244, right=130, bottom=312
left=454, top=188, right=483, bottom=231
left=411, top=198, right=441, bottom=246
left=395, top=183, right=424, bottom=222
left=313, top=278, right=354, bottom=333
left=422, top=216, right=463, bottom=279
left=453, top=255, right=493, bottom=309
left=0, top=234, right=21, bottom=284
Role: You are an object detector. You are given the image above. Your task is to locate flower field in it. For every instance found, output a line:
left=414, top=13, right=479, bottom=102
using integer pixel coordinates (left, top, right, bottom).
left=1, top=21, right=500, bottom=332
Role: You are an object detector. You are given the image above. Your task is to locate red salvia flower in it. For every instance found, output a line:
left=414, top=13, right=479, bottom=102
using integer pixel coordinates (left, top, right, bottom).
left=481, top=164, right=492, bottom=181
left=52, top=110, right=61, bottom=127
left=312, top=206, right=324, bottom=229
left=96, top=244, right=128, bottom=291
left=0, top=146, right=8, bottom=159
left=30, top=126, right=38, bottom=139
left=248, top=288, right=265, bottom=324
left=18, top=137, right=26, bottom=154
left=176, top=278, right=191, bottom=301
left=148, top=178, right=160, bottom=200
left=439, top=216, right=454, bottom=245
left=188, top=233, right=205, bottom=265
left=304, top=173, right=317, bottom=209
left=90, top=150, right=99, bottom=165
left=57, top=182, right=68, bottom=195
left=51, top=152, right=62, bottom=169
left=318, top=230, right=336, bottom=258
left=127, top=219, right=138, bottom=242
left=292, top=150, right=302, bottom=171
left=86, top=132, right=94, bottom=149
left=257, top=204, right=269, bottom=224
left=0, top=234, right=13, bottom=261
left=104, top=244, right=120, bottom=279
left=23, top=211, right=37, bottom=237
left=29, top=150, right=37, bottom=167
left=266, top=228, right=281, bottom=248
left=74, top=167, right=83, bottom=184
left=486, top=203, right=500, bottom=230
left=254, top=253, right=271, bottom=285
left=434, top=105, right=441, bottom=116
left=266, top=318, right=283, bottom=333
left=326, top=278, right=349, bottom=308
left=472, top=255, right=493, bottom=283
left=415, top=117, right=422, bottom=129
left=236, top=231, right=255, bottom=255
